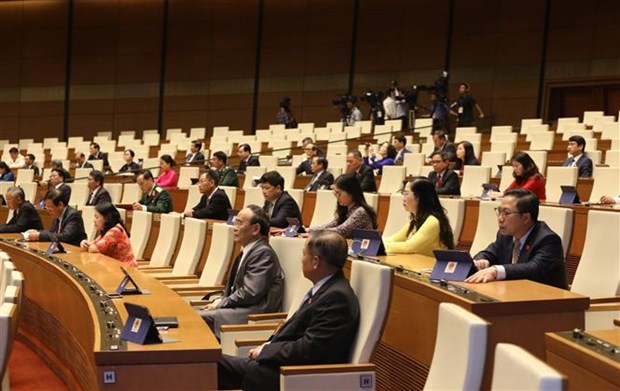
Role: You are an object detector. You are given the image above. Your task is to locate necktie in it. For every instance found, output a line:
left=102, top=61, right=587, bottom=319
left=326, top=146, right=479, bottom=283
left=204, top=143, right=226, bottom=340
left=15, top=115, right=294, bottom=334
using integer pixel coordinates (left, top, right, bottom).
left=227, top=251, right=244, bottom=295
left=265, top=202, right=273, bottom=218
left=89, top=191, right=95, bottom=205
left=435, top=174, right=443, bottom=188
left=511, top=238, right=520, bottom=264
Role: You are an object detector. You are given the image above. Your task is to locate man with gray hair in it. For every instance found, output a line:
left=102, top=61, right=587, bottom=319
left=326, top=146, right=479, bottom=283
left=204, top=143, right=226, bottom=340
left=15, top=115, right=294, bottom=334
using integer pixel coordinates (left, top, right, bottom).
left=0, top=186, right=43, bottom=233
left=218, top=230, right=360, bottom=391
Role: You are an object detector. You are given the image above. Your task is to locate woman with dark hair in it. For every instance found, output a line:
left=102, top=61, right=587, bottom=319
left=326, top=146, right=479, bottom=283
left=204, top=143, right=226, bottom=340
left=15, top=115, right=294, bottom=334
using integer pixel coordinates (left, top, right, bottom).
left=384, top=178, right=455, bottom=256
left=80, top=202, right=137, bottom=267
left=119, top=149, right=140, bottom=173
left=363, top=142, right=397, bottom=174
left=0, top=161, right=15, bottom=181
left=489, top=151, right=546, bottom=200
left=308, top=173, right=377, bottom=239
left=155, top=154, right=178, bottom=187
left=453, top=141, right=480, bottom=174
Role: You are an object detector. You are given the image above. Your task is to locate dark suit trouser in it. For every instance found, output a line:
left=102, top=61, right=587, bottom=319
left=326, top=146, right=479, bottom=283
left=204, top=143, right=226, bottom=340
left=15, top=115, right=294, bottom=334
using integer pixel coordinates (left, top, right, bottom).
left=219, top=354, right=279, bottom=391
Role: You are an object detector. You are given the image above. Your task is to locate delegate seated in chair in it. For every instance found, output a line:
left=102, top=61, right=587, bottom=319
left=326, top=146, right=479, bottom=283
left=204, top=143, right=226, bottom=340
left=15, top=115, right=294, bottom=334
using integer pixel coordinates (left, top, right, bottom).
left=218, top=230, right=360, bottom=391
left=184, top=170, right=232, bottom=221
left=198, top=205, right=284, bottom=338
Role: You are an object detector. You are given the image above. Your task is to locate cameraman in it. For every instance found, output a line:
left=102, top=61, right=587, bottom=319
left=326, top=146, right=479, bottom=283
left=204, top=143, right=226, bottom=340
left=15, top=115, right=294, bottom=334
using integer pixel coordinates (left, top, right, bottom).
left=390, top=82, right=410, bottom=129
left=345, top=98, right=362, bottom=126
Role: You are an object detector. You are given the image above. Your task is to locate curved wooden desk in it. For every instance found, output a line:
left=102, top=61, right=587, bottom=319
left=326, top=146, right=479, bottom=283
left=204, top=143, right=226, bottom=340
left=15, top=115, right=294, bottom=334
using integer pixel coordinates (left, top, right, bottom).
left=0, top=237, right=220, bottom=390
left=358, top=254, right=589, bottom=390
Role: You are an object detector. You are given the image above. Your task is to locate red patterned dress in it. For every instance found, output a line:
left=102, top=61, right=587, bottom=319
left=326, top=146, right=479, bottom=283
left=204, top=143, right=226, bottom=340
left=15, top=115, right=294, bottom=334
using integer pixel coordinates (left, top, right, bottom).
left=93, top=224, right=138, bottom=267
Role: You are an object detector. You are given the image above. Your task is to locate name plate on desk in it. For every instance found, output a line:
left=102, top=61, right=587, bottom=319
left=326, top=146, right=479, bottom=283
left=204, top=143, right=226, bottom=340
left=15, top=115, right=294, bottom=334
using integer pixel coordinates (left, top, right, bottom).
left=121, top=303, right=163, bottom=344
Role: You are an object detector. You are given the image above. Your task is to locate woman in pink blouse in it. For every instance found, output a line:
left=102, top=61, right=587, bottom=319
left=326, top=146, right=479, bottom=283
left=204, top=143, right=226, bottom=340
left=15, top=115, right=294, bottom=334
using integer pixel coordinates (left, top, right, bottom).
left=155, top=154, right=178, bottom=187
left=80, top=202, right=138, bottom=267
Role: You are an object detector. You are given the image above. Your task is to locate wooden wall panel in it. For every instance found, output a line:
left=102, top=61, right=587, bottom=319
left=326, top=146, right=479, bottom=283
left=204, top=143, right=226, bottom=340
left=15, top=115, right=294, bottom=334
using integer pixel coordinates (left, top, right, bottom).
left=162, top=0, right=259, bottom=134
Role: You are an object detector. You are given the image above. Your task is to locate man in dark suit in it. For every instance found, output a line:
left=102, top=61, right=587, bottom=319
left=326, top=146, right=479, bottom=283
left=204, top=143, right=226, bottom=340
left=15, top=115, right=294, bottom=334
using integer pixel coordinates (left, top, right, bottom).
left=430, top=130, right=456, bottom=162
left=26, top=189, right=87, bottom=246
left=0, top=186, right=43, bottom=233
left=86, top=170, right=112, bottom=206
left=218, top=230, right=360, bottom=391
left=23, top=153, right=40, bottom=176
left=346, top=150, right=377, bottom=192
left=563, top=135, right=593, bottom=178
left=184, top=140, right=206, bottom=164
left=305, top=156, right=334, bottom=191
left=184, top=169, right=232, bottom=220
left=88, top=142, right=109, bottom=168
left=74, top=152, right=94, bottom=169
left=258, top=171, right=303, bottom=229
left=392, top=134, right=411, bottom=164
left=428, top=151, right=460, bottom=196
left=198, top=205, right=284, bottom=338
left=295, top=143, right=318, bottom=175
left=237, top=143, right=260, bottom=173
left=466, top=188, right=567, bottom=289
left=49, top=168, right=72, bottom=205
left=132, top=171, right=173, bottom=213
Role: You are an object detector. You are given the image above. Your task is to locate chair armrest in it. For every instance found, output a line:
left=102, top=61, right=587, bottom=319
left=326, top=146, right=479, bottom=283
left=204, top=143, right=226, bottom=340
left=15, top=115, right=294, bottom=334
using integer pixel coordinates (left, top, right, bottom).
left=588, top=302, right=620, bottom=311
left=155, top=275, right=199, bottom=282
left=248, top=312, right=288, bottom=324
left=589, top=296, right=620, bottom=305
left=280, top=363, right=376, bottom=376
left=235, top=338, right=269, bottom=347
left=137, top=260, right=149, bottom=265
left=220, top=323, right=280, bottom=333
left=162, top=278, right=200, bottom=285
left=219, top=323, right=279, bottom=356
left=139, top=266, right=173, bottom=272
left=174, top=285, right=224, bottom=293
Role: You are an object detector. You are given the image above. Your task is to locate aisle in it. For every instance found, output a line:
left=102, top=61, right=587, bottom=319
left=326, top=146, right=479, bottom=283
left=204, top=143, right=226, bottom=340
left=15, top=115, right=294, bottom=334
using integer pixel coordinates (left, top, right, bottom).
left=8, top=341, right=67, bottom=391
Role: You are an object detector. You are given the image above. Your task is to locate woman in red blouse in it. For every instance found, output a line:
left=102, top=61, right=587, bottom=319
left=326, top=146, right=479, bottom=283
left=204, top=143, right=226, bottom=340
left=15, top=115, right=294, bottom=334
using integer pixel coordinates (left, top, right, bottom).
left=80, top=202, right=138, bottom=267
left=155, top=154, right=179, bottom=187
left=490, top=151, right=546, bottom=201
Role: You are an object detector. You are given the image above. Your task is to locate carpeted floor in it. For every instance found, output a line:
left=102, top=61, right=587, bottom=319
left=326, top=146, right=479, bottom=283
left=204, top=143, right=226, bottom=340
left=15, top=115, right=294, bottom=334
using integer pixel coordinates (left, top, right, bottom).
left=8, top=341, right=68, bottom=391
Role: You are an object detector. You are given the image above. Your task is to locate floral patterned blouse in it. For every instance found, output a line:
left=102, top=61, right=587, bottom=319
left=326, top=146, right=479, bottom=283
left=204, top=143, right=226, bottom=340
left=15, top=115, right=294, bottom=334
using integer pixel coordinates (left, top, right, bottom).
left=93, top=224, right=138, bottom=267
left=309, top=205, right=374, bottom=239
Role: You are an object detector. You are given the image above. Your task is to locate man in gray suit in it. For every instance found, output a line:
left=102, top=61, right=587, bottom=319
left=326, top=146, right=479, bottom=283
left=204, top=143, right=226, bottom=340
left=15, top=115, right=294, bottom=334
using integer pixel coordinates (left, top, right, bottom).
left=198, top=205, right=284, bottom=338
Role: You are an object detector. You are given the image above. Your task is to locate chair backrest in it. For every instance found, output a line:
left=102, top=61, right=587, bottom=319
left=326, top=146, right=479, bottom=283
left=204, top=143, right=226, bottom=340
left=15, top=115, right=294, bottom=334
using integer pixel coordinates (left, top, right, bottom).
left=74, top=167, right=93, bottom=182
left=81, top=206, right=97, bottom=241
left=68, top=182, right=89, bottom=208
left=538, top=206, right=573, bottom=257
left=382, top=193, right=409, bottom=238
left=0, top=182, right=14, bottom=198
left=348, top=260, right=394, bottom=363
left=104, top=183, right=123, bottom=204
left=583, top=110, right=604, bottom=126
left=243, top=166, right=267, bottom=189
left=469, top=200, right=501, bottom=256
left=19, top=182, right=38, bottom=203
left=403, top=153, right=426, bottom=176
left=378, top=165, right=406, bottom=194
left=439, top=197, right=465, bottom=244
left=190, top=127, right=206, bottom=139
left=15, top=169, right=34, bottom=186
left=424, top=303, right=488, bottom=391
left=261, top=155, right=279, bottom=171
left=604, top=149, right=619, bottom=167
left=198, top=223, right=236, bottom=286
left=526, top=150, right=547, bottom=175
left=0, top=302, right=18, bottom=380
left=520, top=118, right=542, bottom=134
left=121, top=183, right=142, bottom=204
left=589, top=167, right=620, bottom=202
left=219, top=186, right=237, bottom=208
left=481, top=151, right=507, bottom=172
left=491, top=343, right=565, bottom=391
left=364, top=192, right=378, bottom=211
left=556, top=117, right=579, bottom=133
left=149, top=214, right=182, bottom=267
left=184, top=185, right=202, bottom=211
left=309, top=190, right=337, bottom=227
left=177, top=166, right=200, bottom=190
left=129, top=210, right=153, bottom=260
left=499, top=165, right=514, bottom=191
left=490, top=141, right=516, bottom=160
left=327, top=166, right=343, bottom=178
left=571, top=210, right=620, bottom=298
left=242, top=187, right=265, bottom=208
left=287, top=189, right=304, bottom=211
left=269, top=237, right=311, bottom=313
left=528, top=132, right=554, bottom=150
left=545, top=167, right=578, bottom=203
left=460, top=166, right=491, bottom=197
left=275, top=167, right=296, bottom=190
left=171, top=218, right=207, bottom=276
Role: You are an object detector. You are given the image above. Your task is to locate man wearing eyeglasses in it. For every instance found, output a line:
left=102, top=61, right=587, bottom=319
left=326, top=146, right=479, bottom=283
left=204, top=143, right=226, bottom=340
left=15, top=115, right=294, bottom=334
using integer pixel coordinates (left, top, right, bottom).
left=428, top=151, right=460, bottom=196
left=465, top=188, right=567, bottom=289
left=295, top=143, right=318, bottom=175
